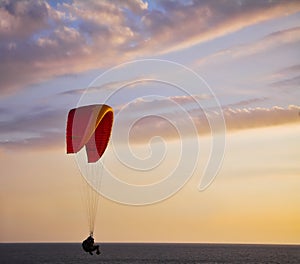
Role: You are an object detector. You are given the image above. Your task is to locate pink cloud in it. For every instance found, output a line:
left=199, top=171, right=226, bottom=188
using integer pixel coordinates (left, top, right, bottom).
left=1, top=0, right=300, bottom=94
left=196, top=27, right=300, bottom=67
left=0, top=0, right=50, bottom=39
left=121, top=101, right=300, bottom=143
left=223, top=105, right=300, bottom=132
left=0, top=93, right=299, bottom=150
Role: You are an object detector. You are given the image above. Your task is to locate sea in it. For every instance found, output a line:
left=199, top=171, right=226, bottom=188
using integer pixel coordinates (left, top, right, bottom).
left=0, top=243, right=299, bottom=264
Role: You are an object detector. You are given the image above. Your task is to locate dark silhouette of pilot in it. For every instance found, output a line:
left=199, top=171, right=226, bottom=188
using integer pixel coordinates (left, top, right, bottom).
left=82, top=235, right=100, bottom=255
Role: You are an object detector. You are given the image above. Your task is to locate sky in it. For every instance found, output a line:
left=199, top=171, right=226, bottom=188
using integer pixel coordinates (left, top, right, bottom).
left=0, top=0, right=299, bottom=243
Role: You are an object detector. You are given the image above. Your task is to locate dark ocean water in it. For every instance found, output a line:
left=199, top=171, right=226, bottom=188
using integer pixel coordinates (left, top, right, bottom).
left=0, top=243, right=299, bottom=264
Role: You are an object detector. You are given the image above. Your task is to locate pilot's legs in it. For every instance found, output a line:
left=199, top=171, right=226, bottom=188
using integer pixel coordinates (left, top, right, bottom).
left=92, top=245, right=100, bottom=255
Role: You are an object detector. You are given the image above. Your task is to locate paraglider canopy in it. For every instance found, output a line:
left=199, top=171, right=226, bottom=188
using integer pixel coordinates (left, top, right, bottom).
left=66, top=104, right=114, bottom=163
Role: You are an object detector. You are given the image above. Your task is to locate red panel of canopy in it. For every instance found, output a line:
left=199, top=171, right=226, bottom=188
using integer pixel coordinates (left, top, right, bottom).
left=66, top=104, right=113, bottom=163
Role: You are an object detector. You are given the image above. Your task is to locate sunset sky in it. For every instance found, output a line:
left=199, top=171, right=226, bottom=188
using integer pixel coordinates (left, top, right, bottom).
left=0, top=0, right=299, bottom=243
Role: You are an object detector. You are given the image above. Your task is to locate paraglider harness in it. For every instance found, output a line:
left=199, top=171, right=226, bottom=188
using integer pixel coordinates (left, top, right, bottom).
left=82, top=234, right=100, bottom=255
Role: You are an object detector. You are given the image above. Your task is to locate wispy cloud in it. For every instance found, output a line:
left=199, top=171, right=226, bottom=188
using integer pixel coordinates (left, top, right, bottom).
left=222, top=97, right=267, bottom=108
left=276, top=64, right=300, bottom=76
left=1, top=93, right=299, bottom=150
left=111, top=92, right=300, bottom=143
left=231, top=27, right=300, bottom=58
left=223, top=105, right=300, bottom=132
left=114, top=98, right=299, bottom=144
left=261, top=63, right=300, bottom=93
left=269, top=75, right=300, bottom=89
left=0, top=106, right=66, bottom=150
left=264, top=64, right=300, bottom=82
left=0, top=130, right=63, bottom=151
left=1, top=0, right=300, bottom=94
left=129, top=104, right=300, bottom=143
left=196, top=27, right=300, bottom=67
left=59, top=78, right=156, bottom=96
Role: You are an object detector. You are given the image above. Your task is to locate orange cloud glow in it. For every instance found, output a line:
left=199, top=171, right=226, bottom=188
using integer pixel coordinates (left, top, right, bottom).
left=119, top=98, right=300, bottom=143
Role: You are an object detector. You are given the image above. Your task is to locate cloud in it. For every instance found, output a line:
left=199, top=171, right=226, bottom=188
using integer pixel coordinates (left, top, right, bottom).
left=223, top=105, right=300, bottom=132
left=0, top=106, right=66, bottom=151
left=263, top=64, right=300, bottom=83
left=222, top=97, right=267, bottom=108
left=113, top=94, right=212, bottom=118
left=129, top=104, right=300, bottom=143
left=196, top=27, right=300, bottom=67
left=59, top=77, right=156, bottom=96
left=269, top=75, right=300, bottom=89
left=0, top=0, right=50, bottom=39
left=231, top=27, right=300, bottom=58
left=1, top=0, right=300, bottom=94
left=276, top=64, right=300, bottom=76
left=260, top=63, right=300, bottom=93
left=139, top=1, right=300, bottom=55
left=0, top=92, right=299, bottom=150
left=113, top=95, right=300, bottom=143
left=0, top=130, right=63, bottom=151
